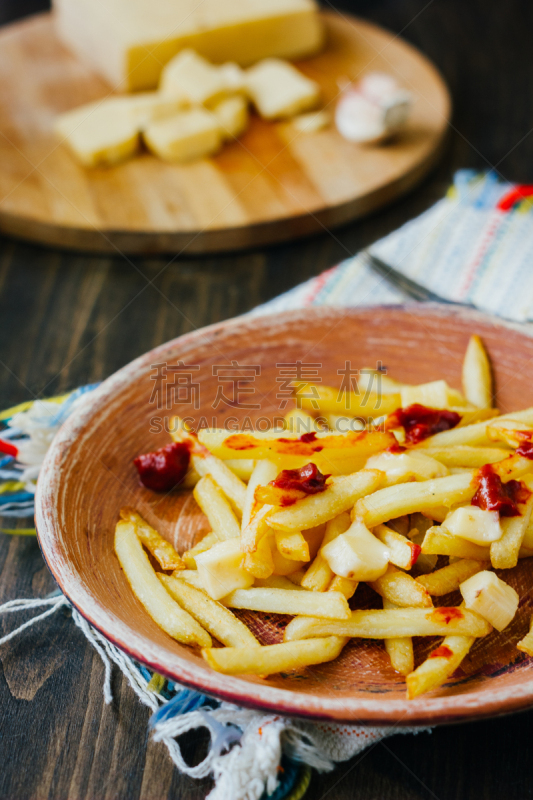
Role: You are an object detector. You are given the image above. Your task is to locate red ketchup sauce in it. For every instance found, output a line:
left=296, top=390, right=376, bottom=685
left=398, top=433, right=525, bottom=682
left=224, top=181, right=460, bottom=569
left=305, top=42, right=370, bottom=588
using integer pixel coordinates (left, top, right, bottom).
left=516, top=441, right=533, bottom=460
left=134, top=441, right=190, bottom=492
left=429, top=645, right=454, bottom=660
left=386, top=404, right=461, bottom=444
left=471, top=464, right=530, bottom=517
left=256, top=463, right=330, bottom=507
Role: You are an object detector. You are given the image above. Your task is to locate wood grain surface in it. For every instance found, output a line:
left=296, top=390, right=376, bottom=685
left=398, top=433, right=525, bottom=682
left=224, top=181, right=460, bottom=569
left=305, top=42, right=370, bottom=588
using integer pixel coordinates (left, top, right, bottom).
left=2, top=0, right=533, bottom=799
left=0, top=10, right=450, bottom=254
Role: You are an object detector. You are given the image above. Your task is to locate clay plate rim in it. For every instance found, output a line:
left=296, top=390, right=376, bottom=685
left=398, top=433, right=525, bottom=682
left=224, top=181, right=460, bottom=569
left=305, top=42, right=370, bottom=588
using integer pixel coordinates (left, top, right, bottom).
left=35, top=304, right=533, bottom=726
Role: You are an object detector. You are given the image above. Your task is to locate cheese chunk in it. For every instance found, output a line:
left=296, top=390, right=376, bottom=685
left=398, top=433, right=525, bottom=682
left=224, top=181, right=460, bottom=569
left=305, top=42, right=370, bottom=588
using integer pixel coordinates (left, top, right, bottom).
left=245, top=58, right=320, bottom=119
left=160, top=50, right=229, bottom=106
left=460, top=570, right=518, bottom=631
left=143, top=109, right=222, bottom=163
left=54, top=0, right=324, bottom=91
left=365, top=451, right=448, bottom=486
left=54, top=99, right=140, bottom=167
left=196, top=538, right=254, bottom=600
left=322, top=520, right=390, bottom=582
left=213, top=96, right=249, bottom=140
left=443, top=506, right=502, bottom=544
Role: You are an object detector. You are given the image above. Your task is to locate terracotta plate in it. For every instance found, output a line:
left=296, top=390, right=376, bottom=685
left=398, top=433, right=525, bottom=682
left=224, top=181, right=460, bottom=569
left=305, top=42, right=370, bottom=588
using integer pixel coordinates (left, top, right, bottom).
left=35, top=305, right=533, bottom=725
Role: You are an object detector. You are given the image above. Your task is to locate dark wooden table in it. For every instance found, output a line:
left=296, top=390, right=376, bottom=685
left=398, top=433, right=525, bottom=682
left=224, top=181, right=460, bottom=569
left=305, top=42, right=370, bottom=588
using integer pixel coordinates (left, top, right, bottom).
left=2, top=1, right=533, bottom=798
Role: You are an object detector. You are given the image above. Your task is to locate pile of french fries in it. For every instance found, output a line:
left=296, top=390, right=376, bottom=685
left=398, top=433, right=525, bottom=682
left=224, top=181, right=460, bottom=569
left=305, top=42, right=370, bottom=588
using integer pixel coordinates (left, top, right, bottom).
left=116, top=335, right=533, bottom=699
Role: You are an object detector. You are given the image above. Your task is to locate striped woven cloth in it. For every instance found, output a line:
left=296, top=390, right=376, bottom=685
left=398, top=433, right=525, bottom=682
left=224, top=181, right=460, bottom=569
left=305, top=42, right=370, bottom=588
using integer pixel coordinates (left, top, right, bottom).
left=254, top=170, right=533, bottom=320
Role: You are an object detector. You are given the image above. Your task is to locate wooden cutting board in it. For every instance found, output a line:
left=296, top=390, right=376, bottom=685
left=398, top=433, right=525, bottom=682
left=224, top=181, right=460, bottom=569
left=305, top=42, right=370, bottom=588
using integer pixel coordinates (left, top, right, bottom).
left=0, top=11, right=450, bottom=255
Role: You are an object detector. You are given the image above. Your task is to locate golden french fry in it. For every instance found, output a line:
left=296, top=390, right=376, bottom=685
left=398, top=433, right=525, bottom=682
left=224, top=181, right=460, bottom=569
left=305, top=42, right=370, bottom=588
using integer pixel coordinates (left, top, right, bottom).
left=192, top=453, right=247, bottom=514
left=406, top=633, right=475, bottom=699
left=421, top=527, right=491, bottom=560
left=275, top=530, right=310, bottom=561
left=373, top=523, right=420, bottom=570
left=400, top=380, right=467, bottom=410
left=114, top=520, right=211, bottom=647
left=328, top=575, right=358, bottom=599
left=462, top=335, right=492, bottom=409
left=120, top=508, right=184, bottom=570
left=300, top=512, right=351, bottom=591
left=368, top=564, right=433, bottom=608
left=455, top=408, right=499, bottom=427
left=486, top=418, right=533, bottom=448
left=255, top=575, right=306, bottom=591
left=202, top=636, right=348, bottom=676
left=517, top=614, right=533, bottom=656
left=286, top=568, right=307, bottom=586
left=422, top=446, right=508, bottom=468
left=268, top=470, right=383, bottom=532
left=383, top=598, right=414, bottom=677
left=416, top=559, right=489, bottom=596
left=296, top=382, right=401, bottom=417
left=302, top=524, right=326, bottom=560
left=222, top=586, right=350, bottom=619
left=193, top=475, right=240, bottom=541
left=242, top=459, right=279, bottom=530
left=243, top=533, right=274, bottom=579
left=355, top=474, right=475, bottom=528
left=182, top=531, right=220, bottom=569
left=159, top=574, right=258, bottom=647
left=284, top=407, right=322, bottom=434
left=490, top=476, right=533, bottom=569
left=241, top=504, right=273, bottom=553
left=283, top=606, right=492, bottom=641
left=325, top=414, right=365, bottom=435
left=224, top=459, right=256, bottom=481
left=415, top=408, right=533, bottom=449
left=173, top=569, right=206, bottom=590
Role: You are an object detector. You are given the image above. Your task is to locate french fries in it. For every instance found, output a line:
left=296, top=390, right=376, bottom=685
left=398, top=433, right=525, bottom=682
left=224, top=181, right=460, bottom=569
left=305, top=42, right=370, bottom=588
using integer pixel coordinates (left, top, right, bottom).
left=117, top=334, right=533, bottom=696
left=373, top=523, right=421, bottom=570
left=368, top=565, right=433, bottom=608
left=120, top=508, right=184, bottom=570
left=416, top=559, right=489, bottom=596
left=355, top=474, right=476, bottom=528
left=383, top=599, right=414, bottom=676
left=517, top=615, right=533, bottom=656
left=115, top=520, right=211, bottom=647
left=300, top=512, right=351, bottom=592
left=268, top=470, right=383, bottom=532
left=406, top=633, right=475, bottom=699
left=222, top=587, right=351, bottom=619
left=160, top=574, right=259, bottom=646
left=193, top=475, right=240, bottom=540
left=202, top=636, right=348, bottom=676
left=284, top=607, right=492, bottom=641
left=462, top=335, right=493, bottom=409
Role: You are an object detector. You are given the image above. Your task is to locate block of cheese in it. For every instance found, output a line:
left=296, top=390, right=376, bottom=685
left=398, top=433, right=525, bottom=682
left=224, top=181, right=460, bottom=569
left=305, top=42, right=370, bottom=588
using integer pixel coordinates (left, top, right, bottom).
left=143, top=108, right=222, bottom=163
left=212, top=96, right=249, bottom=140
left=54, top=98, right=141, bottom=167
left=53, top=0, right=324, bottom=91
left=245, top=58, right=320, bottom=119
left=160, top=50, right=230, bottom=106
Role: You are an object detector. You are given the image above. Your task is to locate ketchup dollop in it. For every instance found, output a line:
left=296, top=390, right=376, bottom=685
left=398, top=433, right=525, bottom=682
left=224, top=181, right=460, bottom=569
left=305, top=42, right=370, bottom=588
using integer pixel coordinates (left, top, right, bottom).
left=386, top=404, right=461, bottom=444
left=255, top=462, right=330, bottom=507
left=471, top=464, right=530, bottom=517
left=273, top=462, right=329, bottom=495
left=516, top=441, right=533, bottom=460
left=134, top=441, right=190, bottom=492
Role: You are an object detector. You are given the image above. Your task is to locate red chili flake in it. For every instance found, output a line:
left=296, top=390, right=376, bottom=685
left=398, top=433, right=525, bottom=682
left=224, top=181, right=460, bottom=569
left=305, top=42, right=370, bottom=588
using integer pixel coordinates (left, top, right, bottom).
left=429, top=645, right=454, bottom=660
left=472, top=464, right=531, bottom=517
left=134, top=441, right=190, bottom=492
left=516, top=441, right=533, bottom=460
left=0, top=439, right=18, bottom=458
left=300, top=432, right=318, bottom=443
left=386, top=404, right=461, bottom=444
left=430, top=607, right=464, bottom=625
